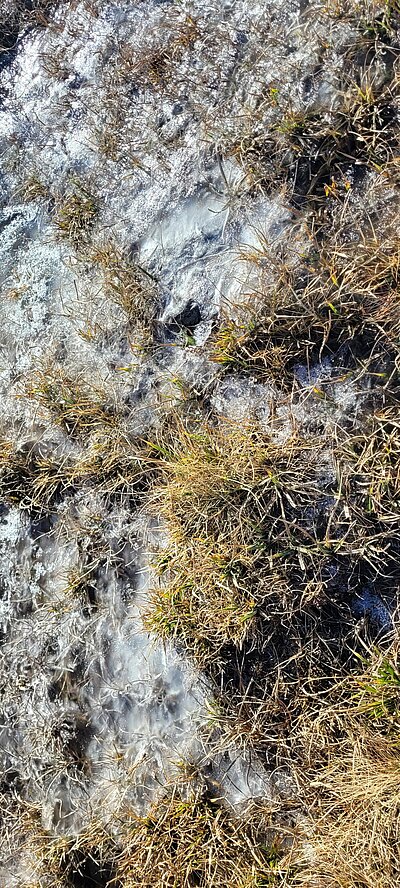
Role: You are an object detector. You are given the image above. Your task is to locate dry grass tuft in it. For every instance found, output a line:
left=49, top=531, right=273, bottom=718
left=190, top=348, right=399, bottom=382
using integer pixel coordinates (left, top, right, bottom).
left=336, top=409, right=400, bottom=527
left=0, top=428, right=159, bottom=515
left=287, top=724, right=400, bottom=888
left=111, top=15, right=200, bottom=93
left=1, top=783, right=288, bottom=888
left=212, top=233, right=400, bottom=386
left=206, top=645, right=400, bottom=888
left=70, top=428, right=159, bottom=499
left=150, top=424, right=277, bottom=542
left=0, top=439, right=71, bottom=511
left=20, top=173, right=50, bottom=203
left=90, top=242, right=159, bottom=332
left=116, top=785, right=284, bottom=888
left=24, top=366, right=117, bottom=438
left=146, top=539, right=266, bottom=655
left=145, top=423, right=333, bottom=664
left=55, top=185, right=98, bottom=243
left=226, top=19, right=400, bottom=203
left=10, top=803, right=117, bottom=888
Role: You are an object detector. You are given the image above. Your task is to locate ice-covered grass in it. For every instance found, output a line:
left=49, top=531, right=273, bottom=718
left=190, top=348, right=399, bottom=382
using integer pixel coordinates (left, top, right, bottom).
left=0, top=0, right=399, bottom=885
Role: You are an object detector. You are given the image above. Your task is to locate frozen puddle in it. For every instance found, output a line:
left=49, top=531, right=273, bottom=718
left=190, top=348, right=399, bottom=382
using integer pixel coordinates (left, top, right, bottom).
left=0, top=504, right=273, bottom=837
left=80, top=607, right=273, bottom=823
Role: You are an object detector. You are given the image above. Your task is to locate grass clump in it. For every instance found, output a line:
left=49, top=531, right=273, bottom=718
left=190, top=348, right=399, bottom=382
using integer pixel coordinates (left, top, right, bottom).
left=70, top=429, right=158, bottom=500
left=227, top=23, right=399, bottom=205
left=55, top=184, right=98, bottom=244
left=145, top=413, right=400, bottom=782
left=0, top=440, right=71, bottom=512
left=211, top=313, right=296, bottom=382
left=285, top=721, right=400, bottom=888
left=325, top=0, right=400, bottom=39
left=25, top=366, right=117, bottom=438
left=336, top=409, right=400, bottom=526
left=211, top=232, right=400, bottom=387
left=147, top=540, right=264, bottom=655
left=3, top=784, right=286, bottom=888
left=149, top=424, right=274, bottom=542
left=0, top=418, right=158, bottom=519
left=20, top=172, right=50, bottom=203
left=214, top=646, right=400, bottom=888
left=111, top=15, right=199, bottom=93
left=145, top=423, right=333, bottom=664
left=12, top=805, right=118, bottom=888
left=116, top=786, right=283, bottom=888
left=90, top=243, right=159, bottom=333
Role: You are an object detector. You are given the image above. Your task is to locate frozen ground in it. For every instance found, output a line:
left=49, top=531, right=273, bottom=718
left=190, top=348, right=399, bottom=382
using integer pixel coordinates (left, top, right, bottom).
left=0, top=0, right=397, bottom=883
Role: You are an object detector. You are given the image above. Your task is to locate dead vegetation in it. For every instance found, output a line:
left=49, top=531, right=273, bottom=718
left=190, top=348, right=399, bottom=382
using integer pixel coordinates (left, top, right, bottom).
left=211, top=231, right=400, bottom=390
left=89, top=242, right=159, bottom=334
left=3, top=802, right=117, bottom=888
left=0, top=439, right=71, bottom=512
left=69, top=429, right=159, bottom=500
left=283, top=709, right=400, bottom=888
left=0, top=427, right=160, bottom=515
left=336, top=408, right=400, bottom=527
left=57, top=241, right=160, bottom=348
left=145, top=422, right=356, bottom=665
left=5, top=672, right=400, bottom=888
left=88, top=8, right=203, bottom=166
left=107, top=14, right=200, bottom=93
left=1, top=1, right=400, bottom=887
left=204, top=647, right=400, bottom=888
left=20, top=173, right=50, bottom=203
left=55, top=184, right=98, bottom=244
left=24, top=366, right=118, bottom=438
left=143, top=153, right=400, bottom=884
left=1, top=780, right=288, bottom=888
left=0, top=1, right=57, bottom=58
left=116, top=787, right=282, bottom=888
